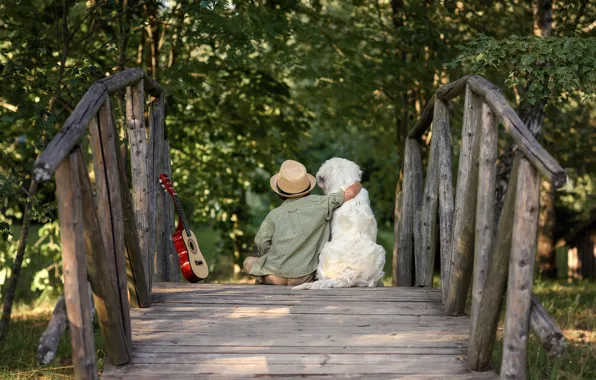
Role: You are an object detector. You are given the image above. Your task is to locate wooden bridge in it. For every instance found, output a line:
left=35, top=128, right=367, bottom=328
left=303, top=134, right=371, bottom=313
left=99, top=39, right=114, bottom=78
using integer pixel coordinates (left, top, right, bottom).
left=33, top=69, right=567, bottom=379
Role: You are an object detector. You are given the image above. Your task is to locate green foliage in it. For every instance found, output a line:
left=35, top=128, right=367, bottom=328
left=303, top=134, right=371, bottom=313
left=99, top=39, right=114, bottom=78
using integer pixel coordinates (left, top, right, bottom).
left=451, top=35, right=596, bottom=105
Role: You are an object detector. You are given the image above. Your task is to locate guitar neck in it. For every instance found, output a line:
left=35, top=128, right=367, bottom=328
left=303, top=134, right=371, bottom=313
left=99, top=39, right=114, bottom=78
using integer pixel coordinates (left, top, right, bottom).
left=169, top=192, right=191, bottom=235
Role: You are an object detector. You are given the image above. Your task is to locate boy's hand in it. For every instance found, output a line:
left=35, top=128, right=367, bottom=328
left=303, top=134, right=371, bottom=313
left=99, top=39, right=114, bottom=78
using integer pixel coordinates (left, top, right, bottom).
left=344, top=182, right=362, bottom=202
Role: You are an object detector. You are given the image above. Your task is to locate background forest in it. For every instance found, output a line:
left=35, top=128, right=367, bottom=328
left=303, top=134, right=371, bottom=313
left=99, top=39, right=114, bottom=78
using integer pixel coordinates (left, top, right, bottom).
left=0, top=0, right=595, bottom=378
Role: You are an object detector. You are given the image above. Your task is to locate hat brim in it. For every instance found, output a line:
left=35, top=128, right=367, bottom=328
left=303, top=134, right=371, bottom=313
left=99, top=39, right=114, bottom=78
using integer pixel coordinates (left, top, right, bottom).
left=270, top=173, right=316, bottom=198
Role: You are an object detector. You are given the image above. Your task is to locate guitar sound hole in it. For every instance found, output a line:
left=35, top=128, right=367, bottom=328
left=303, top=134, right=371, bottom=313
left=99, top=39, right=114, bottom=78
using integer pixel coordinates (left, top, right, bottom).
left=189, top=241, right=196, bottom=253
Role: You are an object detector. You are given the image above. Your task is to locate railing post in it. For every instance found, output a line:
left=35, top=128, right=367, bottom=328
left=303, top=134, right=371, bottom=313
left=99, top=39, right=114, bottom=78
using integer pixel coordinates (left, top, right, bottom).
left=469, top=102, right=498, bottom=340
left=150, top=93, right=167, bottom=281
left=418, top=121, right=440, bottom=288
left=76, top=148, right=131, bottom=364
left=163, top=135, right=180, bottom=281
left=444, top=85, right=482, bottom=315
left=396, top=138, right=422, bottom=286
left=434, top=97, right=454, bottom=303
left=468, top=154, right=521, bottom=370
left=88, top=100, right=133, bottom=340
left=55, top=150, right=98, bottom=380
left=126, top=79, right=154, bottom=293
left=501, top=156, right=540, bottom=380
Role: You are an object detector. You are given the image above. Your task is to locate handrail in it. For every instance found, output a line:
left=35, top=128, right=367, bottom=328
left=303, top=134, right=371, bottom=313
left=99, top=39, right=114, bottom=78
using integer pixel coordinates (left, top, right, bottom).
left=407, top=75, right=567, bottom=188
left=396, top=75, right=567, bottom=379
left=29, top=68, right=172, bottom=377
left=33, top=69, right=162, bottom=182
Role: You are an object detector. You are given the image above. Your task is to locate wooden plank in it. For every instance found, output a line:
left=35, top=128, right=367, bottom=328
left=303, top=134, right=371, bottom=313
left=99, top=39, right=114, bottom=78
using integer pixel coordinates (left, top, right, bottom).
left=434, top=97, right=454, bottom=303
left=131, top=331, right=470, bottom=347
left=149, top=94, right=166, bottom=282
left=88, top=99, right=132, bottom=344
left=132, top=303, right=446, bottom=316
left=162, top=138, right=179, bottom=281
left=113, top=109, right=151, bottom=308
left=396, top=139, right=415, bottom=286
left=407, top=94, right=435, bottom=139
left=102, top=371, right=498, bottom=380
left=131, top=322, right=469, bottom=335
left=418, top=124, right=440, bottom=288
left=76, top=149, right=131, bottom=365
left=131, top=345, right=467, bottom=355
left=466, top=75, right=566, bottom=188
left=435, top=75, right=469, bottom=101
left=34, top=84, right=108, bottom=181
left=467, top=154, right=520, bottom=371
left=55, top=151, right=97, bottom=380
left=99, top=361, right=475, bottom=376
left=153, top=282, right=443, bottom=293
left=470, top=102, right=498, bottom=344
left=501, top=156, right=540, bottom=380
left=126, top=79, right=152, bottom=294
left=36, top=295, right=67, bottom=365
left=444, top=85, right=482, bottom=315
left=152, top=293, right=441, bottom=303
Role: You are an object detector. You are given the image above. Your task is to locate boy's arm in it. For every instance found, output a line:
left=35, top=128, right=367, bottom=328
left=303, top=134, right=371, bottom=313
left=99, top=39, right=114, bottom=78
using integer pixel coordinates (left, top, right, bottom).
left=254, top=217, right=274, bottom=257
left=325, top=182, right=362, bottom=218
left=343, top=182, right=362, bottom=202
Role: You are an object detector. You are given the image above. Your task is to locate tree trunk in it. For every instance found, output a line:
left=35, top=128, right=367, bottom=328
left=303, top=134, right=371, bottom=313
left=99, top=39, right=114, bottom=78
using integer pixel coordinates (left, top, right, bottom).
left=0, top=180, right=38, bottom=342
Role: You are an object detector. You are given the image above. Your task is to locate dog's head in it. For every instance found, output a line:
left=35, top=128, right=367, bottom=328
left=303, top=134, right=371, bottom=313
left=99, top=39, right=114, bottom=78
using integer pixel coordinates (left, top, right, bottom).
left=316, top=158, right=362, bottom=195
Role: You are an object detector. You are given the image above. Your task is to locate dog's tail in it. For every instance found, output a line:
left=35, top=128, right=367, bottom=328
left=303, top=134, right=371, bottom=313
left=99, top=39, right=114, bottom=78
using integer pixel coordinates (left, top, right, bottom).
left=291, top=278, right=351, bottom=290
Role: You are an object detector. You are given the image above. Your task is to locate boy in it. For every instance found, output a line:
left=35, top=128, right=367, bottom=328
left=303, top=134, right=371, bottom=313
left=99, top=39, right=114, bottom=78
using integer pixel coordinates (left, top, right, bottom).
left=243, top=160, right=362, bottom=285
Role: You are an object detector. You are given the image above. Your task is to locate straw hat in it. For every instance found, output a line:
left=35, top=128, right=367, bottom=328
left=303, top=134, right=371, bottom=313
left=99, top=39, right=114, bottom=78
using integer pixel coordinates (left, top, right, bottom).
left=270, top=160, right=316, bottom=198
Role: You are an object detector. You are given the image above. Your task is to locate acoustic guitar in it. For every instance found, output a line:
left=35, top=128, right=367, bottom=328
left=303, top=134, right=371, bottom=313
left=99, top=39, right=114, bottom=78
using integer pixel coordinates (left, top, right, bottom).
left=159, top=173, right=209, bottom=283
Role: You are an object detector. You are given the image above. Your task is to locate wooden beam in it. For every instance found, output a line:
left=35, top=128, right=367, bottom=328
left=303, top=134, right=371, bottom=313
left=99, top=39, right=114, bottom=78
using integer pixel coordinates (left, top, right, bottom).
left=99, top=69, right=144, bottom=94
left=501, top=156, right=540, bottom=379
left=444, top=86, right=482, bottom=315
left=34, top=84, right=108, bottom=181
left=407, top=95, right=435, bottom=139
left=88, top=100, right=133, bottom=346
left=126, top=80, right=153, bottom=294
left=467, top=154, right=521, bottom=371
left=55, top=151, right=98, bottom=380
left=435, top=76, right=470, bottom=101
left=434, top=97, right=454, bottom=303
left=36, top=295, right=67, bottom=365
left=396, top=139, right=418, bottom=286
left=150, top=94, right=167, bottom=281
left=530, top=294, right=567, bottom=358
left=469, top=102, right=498, bottom=339
left=418, top=123, right=440, bottom=288
left=76, top=149, right=131, bottom=364
left=113, top=110, right=152, bottom=308
left=406, top=139, right=424, bottom=287
left=466, top=75, right=566, bottom=188
left=392, top=191, right=402, bottom=287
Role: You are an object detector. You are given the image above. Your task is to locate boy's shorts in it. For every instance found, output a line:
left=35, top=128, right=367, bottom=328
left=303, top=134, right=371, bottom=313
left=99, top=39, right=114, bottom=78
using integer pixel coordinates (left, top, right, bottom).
left=243, top=257, right=315, bottom=286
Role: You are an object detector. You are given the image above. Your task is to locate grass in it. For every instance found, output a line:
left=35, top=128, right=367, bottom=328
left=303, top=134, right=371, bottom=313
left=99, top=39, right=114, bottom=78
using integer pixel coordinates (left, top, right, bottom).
left=492, top=280, right=596, bottom=380
left=0, top=305, right=106, bottom=379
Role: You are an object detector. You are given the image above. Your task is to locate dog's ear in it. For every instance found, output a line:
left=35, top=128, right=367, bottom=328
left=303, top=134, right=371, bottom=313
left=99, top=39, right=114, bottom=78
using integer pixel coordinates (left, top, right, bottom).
left=316, top=174, right=325, bottom=190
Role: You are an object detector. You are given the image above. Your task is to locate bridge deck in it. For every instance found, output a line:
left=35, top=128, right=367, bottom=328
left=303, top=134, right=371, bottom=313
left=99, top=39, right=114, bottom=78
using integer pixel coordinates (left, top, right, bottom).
left=101, top=283, right=498, bottom=379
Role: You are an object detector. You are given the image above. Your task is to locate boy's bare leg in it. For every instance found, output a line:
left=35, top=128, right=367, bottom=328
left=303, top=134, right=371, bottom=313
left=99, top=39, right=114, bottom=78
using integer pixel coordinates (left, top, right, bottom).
left=287, top=273, right=315, bottom=286
left=243, top=257, right=264, bottom=284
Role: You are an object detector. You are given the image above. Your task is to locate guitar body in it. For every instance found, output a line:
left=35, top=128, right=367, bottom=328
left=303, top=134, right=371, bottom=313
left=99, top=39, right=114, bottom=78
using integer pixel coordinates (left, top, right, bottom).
left=172, top=228, right=209, bottom=283
left=159, top=173, right=209, bottom=283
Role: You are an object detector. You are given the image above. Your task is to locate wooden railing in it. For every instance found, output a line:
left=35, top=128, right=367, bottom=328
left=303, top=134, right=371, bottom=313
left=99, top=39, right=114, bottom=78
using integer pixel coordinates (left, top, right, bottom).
left=395, top=75, right=567, bottom=378
left=33, top=69, right=175, bottom=379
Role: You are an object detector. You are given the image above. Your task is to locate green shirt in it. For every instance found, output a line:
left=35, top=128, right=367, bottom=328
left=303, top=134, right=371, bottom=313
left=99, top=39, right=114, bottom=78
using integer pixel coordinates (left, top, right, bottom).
left=249, top=191, right=345, bottom=278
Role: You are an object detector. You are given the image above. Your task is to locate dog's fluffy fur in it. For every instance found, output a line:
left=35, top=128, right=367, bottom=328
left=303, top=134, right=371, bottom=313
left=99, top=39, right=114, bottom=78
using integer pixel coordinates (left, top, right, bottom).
left=292, top=158, right=385, bottom=290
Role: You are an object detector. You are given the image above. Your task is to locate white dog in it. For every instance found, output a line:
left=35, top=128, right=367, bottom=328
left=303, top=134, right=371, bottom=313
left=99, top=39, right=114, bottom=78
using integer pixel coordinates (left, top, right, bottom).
left=292, top=158, right=386, bottom=290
